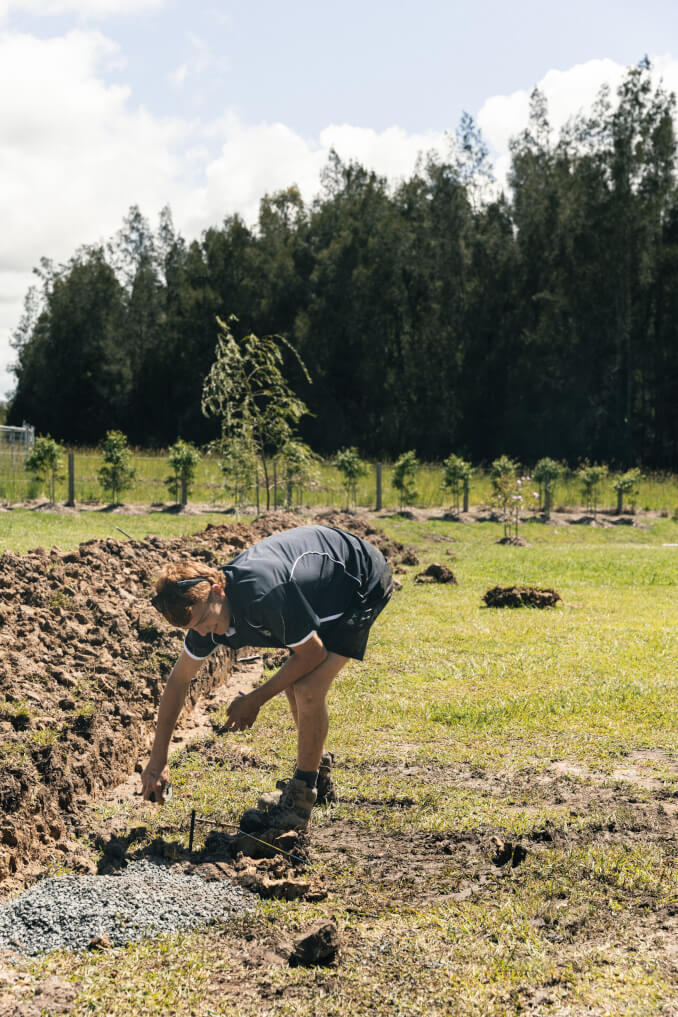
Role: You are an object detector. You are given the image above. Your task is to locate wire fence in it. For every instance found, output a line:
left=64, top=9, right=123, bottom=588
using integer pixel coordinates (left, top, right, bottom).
left=1, top=447, right=678, bottom=514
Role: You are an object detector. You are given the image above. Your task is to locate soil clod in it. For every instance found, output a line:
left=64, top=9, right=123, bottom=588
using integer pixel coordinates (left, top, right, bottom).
left=414, top=563, right=457, bottom=584
left=483, top=585, right=561, bottom=608
left=289, top=920, right=340, bottom=967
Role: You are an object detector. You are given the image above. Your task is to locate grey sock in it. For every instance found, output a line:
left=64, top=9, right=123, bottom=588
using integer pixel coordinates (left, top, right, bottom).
left=293, top=768, right=318, bottom=789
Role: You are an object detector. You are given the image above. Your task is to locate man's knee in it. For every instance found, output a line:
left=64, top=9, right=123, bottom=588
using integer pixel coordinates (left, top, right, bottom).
left=293, top=674, right=327, bottom=713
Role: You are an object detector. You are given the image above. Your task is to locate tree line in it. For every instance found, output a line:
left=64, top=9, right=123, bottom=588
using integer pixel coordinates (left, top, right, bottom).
left=8, top=59, right=678, bottom=468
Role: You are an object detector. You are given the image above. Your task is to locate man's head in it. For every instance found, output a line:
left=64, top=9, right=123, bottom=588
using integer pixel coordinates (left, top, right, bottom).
left=151, top=561, right=226, bottom=630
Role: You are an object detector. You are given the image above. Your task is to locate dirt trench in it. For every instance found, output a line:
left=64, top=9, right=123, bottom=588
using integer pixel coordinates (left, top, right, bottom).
left=0, top=511, right=412, bottom=893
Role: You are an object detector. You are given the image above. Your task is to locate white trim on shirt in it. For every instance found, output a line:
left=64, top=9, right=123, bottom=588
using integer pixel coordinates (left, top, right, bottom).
left=286, top=629, right=317, bottom=648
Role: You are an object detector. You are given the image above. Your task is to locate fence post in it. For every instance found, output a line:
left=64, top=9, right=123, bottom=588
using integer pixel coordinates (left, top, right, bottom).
left=463, top=477, right=469, bottom=513
left=67, top=452, right=75, bottom=507
left=375, top=463, right=382, bottom=511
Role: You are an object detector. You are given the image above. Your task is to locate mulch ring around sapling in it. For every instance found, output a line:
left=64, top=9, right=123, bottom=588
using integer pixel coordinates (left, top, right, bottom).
left=414, top=563, right=457, bottom=584
left=483, top=585, right=561, bottom=609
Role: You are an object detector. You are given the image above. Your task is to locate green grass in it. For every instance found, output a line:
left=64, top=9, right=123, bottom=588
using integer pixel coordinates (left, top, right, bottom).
left=0, top=508, right=243, bottom=554
left=3, top=446, right=678, bottom=512
left=3, top=513, right=678, bottom=1015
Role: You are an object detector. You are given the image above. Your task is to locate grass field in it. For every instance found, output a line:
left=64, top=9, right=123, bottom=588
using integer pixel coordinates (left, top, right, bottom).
left=3, top=512, right=678, bottom=1015
left=3, top=448, right=678, bottom=513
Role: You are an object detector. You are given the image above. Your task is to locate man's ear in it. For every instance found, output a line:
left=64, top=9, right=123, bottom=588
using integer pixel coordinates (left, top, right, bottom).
left=211, top=583, right=226, bottom=601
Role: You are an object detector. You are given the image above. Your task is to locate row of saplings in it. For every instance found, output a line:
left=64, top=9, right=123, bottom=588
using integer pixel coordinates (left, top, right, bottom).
left=22, top=433, right=641, bottom=520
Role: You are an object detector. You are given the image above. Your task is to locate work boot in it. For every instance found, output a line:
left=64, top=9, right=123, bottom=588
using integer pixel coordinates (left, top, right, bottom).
left=243, top=777, right=316, bottom=834
left=257, top=753, right=336, bottom=811
left=317, top=751, right=337, bottom=806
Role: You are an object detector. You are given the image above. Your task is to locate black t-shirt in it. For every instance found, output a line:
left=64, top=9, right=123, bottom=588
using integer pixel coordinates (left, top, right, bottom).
left=183, top=525, right=386, bottom=659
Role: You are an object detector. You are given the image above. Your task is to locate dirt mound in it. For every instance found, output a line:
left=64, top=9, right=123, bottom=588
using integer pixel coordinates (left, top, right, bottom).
left=313, top=509, right=416, bottom=566
left=483, top=586, right=562, bottom=608
left=0, top=514, right=321, bottom=891
left=496, top=535, right=529, bottom=546
left=415, top=563, right=457, bottom=584
left=0, top=513, right=402, bottom=893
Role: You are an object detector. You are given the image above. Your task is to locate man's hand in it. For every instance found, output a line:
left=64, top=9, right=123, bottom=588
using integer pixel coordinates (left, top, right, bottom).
left=224, top=691, right=260, bottom=731
left=141, top=760, right=170, bottom=804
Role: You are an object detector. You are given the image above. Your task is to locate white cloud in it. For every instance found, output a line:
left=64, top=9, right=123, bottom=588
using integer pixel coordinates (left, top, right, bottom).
left=0, top=28, right=191, bottom=394
left=185, top=116, right=449, bottom=232
left=2, top=34, right=678, bottom=403
left=168, top=33, right=215, bottom=89
left=0, top=0, right=163, bottom=18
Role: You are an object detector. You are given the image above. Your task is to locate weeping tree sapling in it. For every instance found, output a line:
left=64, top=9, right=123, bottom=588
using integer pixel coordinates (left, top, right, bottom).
left=201, top=315, right=311, bottom=511
left=218, top=431, right=258, bottom=516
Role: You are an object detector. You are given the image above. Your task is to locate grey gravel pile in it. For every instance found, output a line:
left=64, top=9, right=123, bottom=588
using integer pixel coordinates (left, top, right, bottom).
left=0, top=859, right=257, bottom=955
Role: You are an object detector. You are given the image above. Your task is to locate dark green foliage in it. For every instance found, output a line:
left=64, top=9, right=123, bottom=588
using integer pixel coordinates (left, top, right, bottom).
left=8, top=62, right=678, bottom=467
left=98, top=430, right=136, bottom=504
left=442, top=454, right=472, bottom=512
left=165, top=439, right=200, bottom=504
left=533, top=458, right=564, bottom=516
left=24, top=435, right=63, bottom=502
left=578, top=463, right=609, bottom=515
left=612, top=467, right=642, bottom=513
left=392, top=450, right=419, bottom=508
left=334, top=447, right=367, bottom=508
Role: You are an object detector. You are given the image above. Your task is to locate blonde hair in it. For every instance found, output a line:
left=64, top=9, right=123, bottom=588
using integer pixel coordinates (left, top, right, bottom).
left=151, top=561, right=223, bottom=626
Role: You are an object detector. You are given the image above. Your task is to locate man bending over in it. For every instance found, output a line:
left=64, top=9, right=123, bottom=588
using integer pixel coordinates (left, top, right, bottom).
left=142, top=525, right=393, bottom=833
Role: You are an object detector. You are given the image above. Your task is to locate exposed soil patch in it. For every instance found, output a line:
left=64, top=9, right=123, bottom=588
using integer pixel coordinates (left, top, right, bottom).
left=496, top=535, right=529, bottom=546
left=414, top=563, right=457, bottom=584
left=483, top=585, right=562, bottom=608
left=0, top=511, right=416, bottom=895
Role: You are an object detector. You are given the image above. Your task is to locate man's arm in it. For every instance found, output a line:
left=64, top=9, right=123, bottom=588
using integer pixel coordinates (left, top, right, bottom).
left=224, top=634, right=327, bottom=731
left=141, top=649, right=204, bottom=801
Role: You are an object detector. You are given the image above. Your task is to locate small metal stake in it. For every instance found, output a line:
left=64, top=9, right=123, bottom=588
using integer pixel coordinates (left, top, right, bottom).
left=189, top=809, right=196, bottom=853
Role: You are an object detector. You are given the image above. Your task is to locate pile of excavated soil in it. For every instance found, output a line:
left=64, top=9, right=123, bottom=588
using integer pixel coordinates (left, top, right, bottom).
left=482, top=585, right=562, bottom=609
left=0, top=512, right=412, bottom=891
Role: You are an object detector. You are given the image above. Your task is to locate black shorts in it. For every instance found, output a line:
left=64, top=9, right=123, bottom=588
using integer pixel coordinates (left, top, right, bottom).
left=320, top=554, right=393, bottom=661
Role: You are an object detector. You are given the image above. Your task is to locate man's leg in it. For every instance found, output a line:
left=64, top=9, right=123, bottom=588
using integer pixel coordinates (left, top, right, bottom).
left=293, top=651, right=348, bottom=772
left=246, top=652, right=348, bottom=832
left=284, top=687, right=299, bottom=729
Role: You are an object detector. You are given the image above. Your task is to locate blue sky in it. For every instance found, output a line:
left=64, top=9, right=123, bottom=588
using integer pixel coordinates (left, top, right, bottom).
left=1, top=0, right=677, bottom=396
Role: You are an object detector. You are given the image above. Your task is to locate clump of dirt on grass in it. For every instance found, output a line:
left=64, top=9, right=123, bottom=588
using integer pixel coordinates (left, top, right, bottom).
left=483, top=585, right=561, bottom=608
left=415, top=563, right=457, bottom=584
left=496, top=535, right=530, bottom=546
